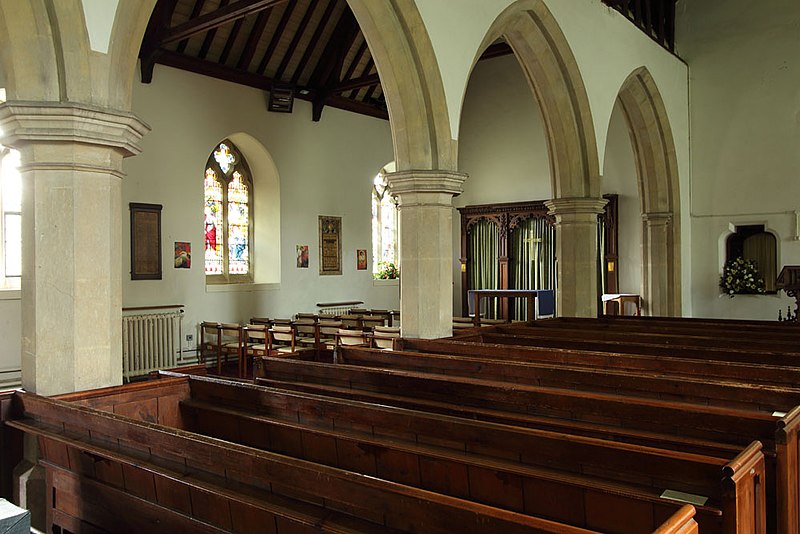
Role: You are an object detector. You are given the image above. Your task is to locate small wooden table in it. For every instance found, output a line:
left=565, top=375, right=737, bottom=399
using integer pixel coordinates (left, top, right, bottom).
left=602, top=293, right=642, bottom=316
left=468, top=289, right=552, bottom=326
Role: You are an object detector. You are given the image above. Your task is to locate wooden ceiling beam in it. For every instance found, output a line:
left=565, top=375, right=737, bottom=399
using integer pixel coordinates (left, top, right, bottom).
left=177, top=0, right=206, bottom=53
left=154, top=50, right=388, bottom=120
left=256, top=2, right=295, bottom=74
left=346, top=57, right=372, bottom=99
left=290, top=0, right=338, bottom=85
left=274, top=0, right=318, bottom=80
left=340, top=38, right=367, bottom=83
left=332, top=72, right=379, bottom=94
left=218, top=17, right=244, bottom=64
left=162, top=0, right=289, bottom=46
left=199, top=0, right=229, bottom=59
left=236, top=8, right=271, bottom=70
left=324, top=95, right=388, bottom=121
left=139, top=0, right=180, bottom=83
left=480, top=42, right=513, bottom=60
left=308, top=8, right=359, bottom=120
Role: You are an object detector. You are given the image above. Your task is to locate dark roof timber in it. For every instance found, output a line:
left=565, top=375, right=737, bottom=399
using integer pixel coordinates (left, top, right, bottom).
left=140, top=0, right=676, bottom=122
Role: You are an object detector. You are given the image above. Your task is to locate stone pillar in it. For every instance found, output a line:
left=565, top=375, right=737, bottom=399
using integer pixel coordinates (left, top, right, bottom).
left=642, top=211, right=674, bottom=316
left=386, top=170, right=467, bottom=339
left=0, top=102, right=149, bottom=396
left=545, top=197, right=607, bottom=317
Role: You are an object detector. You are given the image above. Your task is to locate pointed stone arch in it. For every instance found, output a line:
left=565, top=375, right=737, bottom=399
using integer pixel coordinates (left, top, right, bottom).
left=616, top=67, right=681, bottom=316
left=468, top=0, right=603, bottom=316
left=346, top=0, right=455, bottom=172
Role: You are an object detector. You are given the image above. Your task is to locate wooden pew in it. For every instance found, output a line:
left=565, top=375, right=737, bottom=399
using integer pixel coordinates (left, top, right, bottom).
left=398, top=337, right=800, bottom=388
left=181, top=389, right=729, bottom=532
left=456, top=328, right=800, bottom=367
left=8, top=387, right=635, bottom=534
left=472, top=322, right=800, bottom=355
left=54, top=375, right=746, bottom=533
left=4, top=379, right=705, bottom=534
left=254, top=357, right=796, bottom=533
left=542, top=316, right=800, bottom=339
left=336, top=346, right=800, bottom=412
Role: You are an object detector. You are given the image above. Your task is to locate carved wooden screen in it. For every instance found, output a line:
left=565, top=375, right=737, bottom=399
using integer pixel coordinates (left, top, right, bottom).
left=458, top=201, right=552, bottom=319
left=459, top=196, right=619, bottom=318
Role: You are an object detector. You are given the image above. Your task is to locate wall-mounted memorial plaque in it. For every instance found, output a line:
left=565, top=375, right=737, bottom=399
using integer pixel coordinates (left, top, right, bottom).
left=319, top=215, right=342, bottom=275
left=130, top=203, right=163, bottom=280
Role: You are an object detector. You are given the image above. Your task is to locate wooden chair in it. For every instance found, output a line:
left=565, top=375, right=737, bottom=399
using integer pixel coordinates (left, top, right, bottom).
left=268, top=325, right=314, bottom=358
left=339, top=314, right=362, bottom=329
left=242, top=324, right=268, bottom=378
left=334, top=328, right=369, bottom=363
left=361, top=315, right=385, bottom=331
left=199, top=322, right=221, bottom=369
left=219, top=323, right=244, bottom=376
left=389, top=310, right=400, bottom=328
left=453, top=316, right=476, bottom=330
left=318, top=320, right=343, bottom=355
left=604, top=294, right=642, bottom=316
left=348, top=308, right=369, bottom=316
left=369, top=309, right=392, bottom=327
left=293, top=318, right=319, bottom=353
left=249, top=317, right=270, bottom=326
left=371, top=325, right=400, bottom=351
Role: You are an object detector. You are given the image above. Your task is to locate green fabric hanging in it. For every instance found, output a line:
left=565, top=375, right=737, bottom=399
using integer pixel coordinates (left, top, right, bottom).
left=509, top=217, right=556, bottom=320
left=467, top=220, right=500, bottom=319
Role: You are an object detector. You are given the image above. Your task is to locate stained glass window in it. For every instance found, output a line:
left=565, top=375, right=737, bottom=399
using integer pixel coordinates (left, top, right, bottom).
left=204, top=141, right=253, bottom=282
left=371, top=169, right=398, bottom=275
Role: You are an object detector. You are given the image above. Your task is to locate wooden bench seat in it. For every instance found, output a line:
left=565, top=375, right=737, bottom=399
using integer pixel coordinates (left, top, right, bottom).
left=459, top=329, right=800, bottom=367
left=180, top=397, right=727, bottom=533
left=475, top=323, right=800, bottom=355
left=336, top=346, right=800, bottom=412
left=253, top=357, right=798, bottom=533
left=398, top=337, right=800, bottom=388
left=9, top=389, right=645, bottom=534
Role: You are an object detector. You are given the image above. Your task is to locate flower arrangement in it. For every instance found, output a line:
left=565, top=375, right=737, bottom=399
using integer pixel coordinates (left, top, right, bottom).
left=374, top=261, right=399, bottom=280
left=719, top=257, right=765, bottom=297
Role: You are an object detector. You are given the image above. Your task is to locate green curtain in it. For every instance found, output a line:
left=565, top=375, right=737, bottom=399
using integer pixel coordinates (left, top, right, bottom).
left=509, top=217, right=556, bottom=320
left=468, top=219, right=500, bottom=319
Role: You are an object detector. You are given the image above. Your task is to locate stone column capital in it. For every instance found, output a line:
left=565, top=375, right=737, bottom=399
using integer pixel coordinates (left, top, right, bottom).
left=0, top=101, right=150, bottom=158
left=642, top=211, right=673, bottom=226
left=385, top=169, right=468, bottom=197
left=544, top=197, right=608, bottom=216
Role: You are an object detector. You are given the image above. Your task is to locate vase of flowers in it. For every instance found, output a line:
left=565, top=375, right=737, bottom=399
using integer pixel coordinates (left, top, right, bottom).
left=374, top=261, right=399, bottom=280
left=719, top=257, right=765, bottom=297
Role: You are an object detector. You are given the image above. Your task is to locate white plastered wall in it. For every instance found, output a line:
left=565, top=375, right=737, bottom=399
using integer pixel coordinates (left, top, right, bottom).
left=122, top=65, right=396, bottom=351
left=603, top=99, right=643, bottom=296
left=677, top=0, right=800, bottom=319
left=414, top=0, right=691, bottom=314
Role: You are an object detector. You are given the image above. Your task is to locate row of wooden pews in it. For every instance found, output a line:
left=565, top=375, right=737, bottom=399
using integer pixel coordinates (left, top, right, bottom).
left=0, top=375, right=699, bottom=533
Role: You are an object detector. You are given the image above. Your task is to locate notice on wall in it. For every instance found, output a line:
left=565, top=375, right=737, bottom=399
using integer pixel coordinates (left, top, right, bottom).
left=319, top=215, right=342, bottom=275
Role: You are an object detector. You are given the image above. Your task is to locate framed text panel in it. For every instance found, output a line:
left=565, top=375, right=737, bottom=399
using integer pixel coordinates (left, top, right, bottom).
left=130, top=203, right=163, bottom=280
left=319, top=215, right=342, bottom=275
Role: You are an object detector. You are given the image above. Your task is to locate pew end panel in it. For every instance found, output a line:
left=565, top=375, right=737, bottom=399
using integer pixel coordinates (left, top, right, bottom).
left=653, top=504, right=698, bottom=534
left=0, top=389, right=24, bottom=501
left=776, top=405, right=800, bottom=534
left=721, top=441, right=767, bottom=534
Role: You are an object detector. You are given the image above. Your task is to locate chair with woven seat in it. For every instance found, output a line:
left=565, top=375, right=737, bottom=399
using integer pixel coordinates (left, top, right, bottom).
left=317, top=320, right=343, bottom=356
left=371, top=325, right=400, bottom=351
left=334, top=328, right=369, bottom=363
left=242, top=324, right=268, bottom=378
left=268, top=325, right=314, bottom=359
left=293, top=317, right=319, bottom=356
left=199, top=322, right=221, bottom=370
left=219, top=323, right=244, bottom=376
